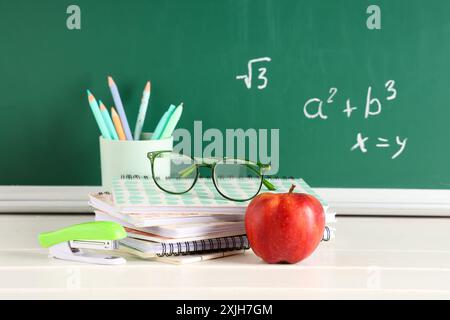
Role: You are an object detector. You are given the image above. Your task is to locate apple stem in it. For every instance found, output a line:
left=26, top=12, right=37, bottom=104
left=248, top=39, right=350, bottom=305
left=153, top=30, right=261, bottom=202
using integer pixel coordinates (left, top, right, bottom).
left=289, top=184, right=296, bottom=194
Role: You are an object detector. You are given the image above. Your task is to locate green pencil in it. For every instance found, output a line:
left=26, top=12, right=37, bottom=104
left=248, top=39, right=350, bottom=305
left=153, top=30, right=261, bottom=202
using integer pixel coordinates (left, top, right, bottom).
left=87, top=90, right=111, bottom=139
left=160, top=102, right=183, bottom=139
left=99, top=101, right=119, bottom=140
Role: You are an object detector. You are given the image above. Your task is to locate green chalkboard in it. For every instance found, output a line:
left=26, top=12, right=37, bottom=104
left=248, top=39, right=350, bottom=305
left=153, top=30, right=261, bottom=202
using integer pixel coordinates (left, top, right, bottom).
left=0, top=0, right=449, bottom=188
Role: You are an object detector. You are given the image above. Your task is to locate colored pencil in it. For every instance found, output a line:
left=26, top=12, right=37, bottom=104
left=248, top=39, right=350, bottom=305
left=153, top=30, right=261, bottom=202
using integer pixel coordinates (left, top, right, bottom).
left=99, top=101, right=119, bottom=140
left=108, top=76, right=133, bottom=140
left=152, top=104, right=176, bottom=140
left=134, top=81, right=151, bottom=140
left=160, top=102, right=183, bottom=139
left=111, top=107, right=127, bottom=141
left=87, top=90, right=111, bottom=139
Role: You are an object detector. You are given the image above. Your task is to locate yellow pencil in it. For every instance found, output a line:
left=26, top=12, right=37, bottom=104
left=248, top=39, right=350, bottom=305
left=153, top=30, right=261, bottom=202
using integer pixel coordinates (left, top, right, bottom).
left=111, top=107, right=126, bottom=141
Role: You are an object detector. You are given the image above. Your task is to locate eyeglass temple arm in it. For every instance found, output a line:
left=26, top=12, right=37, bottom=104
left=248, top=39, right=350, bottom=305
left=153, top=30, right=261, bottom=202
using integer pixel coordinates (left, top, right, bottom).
left=246, top=163, right=276, bottom=191
left=262, top=178, right=276, bottom=191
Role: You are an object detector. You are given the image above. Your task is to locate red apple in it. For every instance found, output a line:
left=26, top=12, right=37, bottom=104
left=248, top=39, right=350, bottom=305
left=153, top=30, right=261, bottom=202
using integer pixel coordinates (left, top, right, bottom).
left=245, top=185, right=325, bottom=264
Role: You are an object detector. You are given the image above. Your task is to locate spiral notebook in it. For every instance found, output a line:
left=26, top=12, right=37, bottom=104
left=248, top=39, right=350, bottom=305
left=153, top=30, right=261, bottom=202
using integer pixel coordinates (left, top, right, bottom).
left=111, top=176, right=334, bottom=217
left=120, top=235, right=250, bottom=257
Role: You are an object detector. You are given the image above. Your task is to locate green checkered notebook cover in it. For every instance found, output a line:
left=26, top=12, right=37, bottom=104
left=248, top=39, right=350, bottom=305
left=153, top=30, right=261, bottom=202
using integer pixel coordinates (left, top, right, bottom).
left=112, top=176, right=329, bottom=214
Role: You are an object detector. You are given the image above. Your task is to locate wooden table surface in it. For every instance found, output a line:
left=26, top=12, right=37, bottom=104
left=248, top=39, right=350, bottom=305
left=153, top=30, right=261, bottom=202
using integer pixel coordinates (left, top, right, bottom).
left=1, top=214, right=449, bottom=299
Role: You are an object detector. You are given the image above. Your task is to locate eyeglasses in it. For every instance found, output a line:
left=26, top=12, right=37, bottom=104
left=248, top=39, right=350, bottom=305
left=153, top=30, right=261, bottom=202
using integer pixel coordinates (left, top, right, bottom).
left=147, top=151, right=276, bottom=202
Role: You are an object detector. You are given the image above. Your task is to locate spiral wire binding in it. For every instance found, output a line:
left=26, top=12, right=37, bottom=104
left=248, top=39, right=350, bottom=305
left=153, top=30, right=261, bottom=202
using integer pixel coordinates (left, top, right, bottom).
left=156, top=236, right=250, bottom=257
left=322, top=226, right=331, bottom=242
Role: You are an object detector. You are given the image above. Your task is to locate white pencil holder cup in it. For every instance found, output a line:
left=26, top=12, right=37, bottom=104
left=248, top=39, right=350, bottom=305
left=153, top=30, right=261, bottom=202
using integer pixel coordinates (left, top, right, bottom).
left=99, top=133, right=173, bottom=191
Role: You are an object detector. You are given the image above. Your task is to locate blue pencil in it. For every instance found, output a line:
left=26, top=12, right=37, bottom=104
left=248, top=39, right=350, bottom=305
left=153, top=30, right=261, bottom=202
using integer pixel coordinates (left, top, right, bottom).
left=108, top=76, right=133, bottom=140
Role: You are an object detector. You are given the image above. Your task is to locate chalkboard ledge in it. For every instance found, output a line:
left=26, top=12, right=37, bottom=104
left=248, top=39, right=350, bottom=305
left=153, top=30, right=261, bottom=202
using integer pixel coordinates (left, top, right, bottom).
left=1, top=186, right=450, bottom=217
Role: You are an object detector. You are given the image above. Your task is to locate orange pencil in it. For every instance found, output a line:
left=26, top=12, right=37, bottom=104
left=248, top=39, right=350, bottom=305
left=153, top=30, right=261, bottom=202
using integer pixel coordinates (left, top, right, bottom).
left=111, top=107, right=126, bottom=140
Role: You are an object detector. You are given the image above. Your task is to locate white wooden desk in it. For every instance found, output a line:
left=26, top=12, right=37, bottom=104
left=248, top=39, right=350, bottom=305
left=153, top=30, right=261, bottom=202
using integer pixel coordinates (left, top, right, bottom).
left=1, top=214, right=450, bottom=299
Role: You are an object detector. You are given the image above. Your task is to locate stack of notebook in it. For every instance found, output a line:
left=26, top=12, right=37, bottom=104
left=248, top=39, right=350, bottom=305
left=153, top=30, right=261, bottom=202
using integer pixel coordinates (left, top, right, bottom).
left=89, top=177, right=336, bottom=264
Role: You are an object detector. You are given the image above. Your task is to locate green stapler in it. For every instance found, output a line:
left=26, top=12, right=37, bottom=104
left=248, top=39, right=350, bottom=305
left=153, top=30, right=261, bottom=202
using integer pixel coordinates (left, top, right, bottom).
left=38, top=221, right=127, bottom=265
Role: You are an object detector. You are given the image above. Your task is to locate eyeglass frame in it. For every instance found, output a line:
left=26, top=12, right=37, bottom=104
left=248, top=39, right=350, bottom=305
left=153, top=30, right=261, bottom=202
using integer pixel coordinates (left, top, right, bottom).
left=147, top=150, right=276, bottom=202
